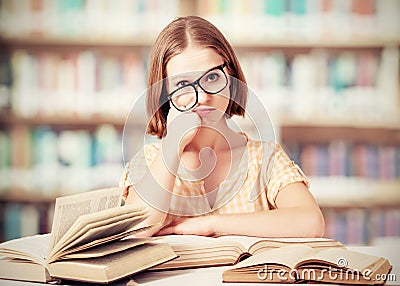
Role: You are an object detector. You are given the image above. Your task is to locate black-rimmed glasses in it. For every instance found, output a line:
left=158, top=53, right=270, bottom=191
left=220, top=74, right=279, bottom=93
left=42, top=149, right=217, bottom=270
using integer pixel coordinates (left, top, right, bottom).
left=166, top=63, right=228, bottom=112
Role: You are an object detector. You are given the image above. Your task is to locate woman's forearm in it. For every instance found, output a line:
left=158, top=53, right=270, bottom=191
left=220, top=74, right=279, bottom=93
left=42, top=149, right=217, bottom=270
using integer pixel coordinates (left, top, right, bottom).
left=134, top=148, right=179, bottom=208
left=210, top=207, right=325, bottom=238
left=126, top=138, right=182, bottom=236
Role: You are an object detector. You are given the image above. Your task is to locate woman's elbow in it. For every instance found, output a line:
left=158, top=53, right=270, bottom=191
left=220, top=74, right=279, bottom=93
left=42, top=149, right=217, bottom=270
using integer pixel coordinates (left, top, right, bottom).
left=307, top=207, right=325, bottom=238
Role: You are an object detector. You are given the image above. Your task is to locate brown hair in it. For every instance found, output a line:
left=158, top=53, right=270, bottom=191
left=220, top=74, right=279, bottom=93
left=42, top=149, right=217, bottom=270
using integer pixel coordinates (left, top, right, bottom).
left=146, top=16, right=247, bottom=138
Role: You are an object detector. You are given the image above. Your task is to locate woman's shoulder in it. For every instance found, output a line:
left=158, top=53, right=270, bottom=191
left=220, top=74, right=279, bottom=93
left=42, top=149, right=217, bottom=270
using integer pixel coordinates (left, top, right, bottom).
left=144, top=141, right=160, bottom=151
left=143, top=142, right=160, bottom=159
left=244, top=135, right=278, bottom=153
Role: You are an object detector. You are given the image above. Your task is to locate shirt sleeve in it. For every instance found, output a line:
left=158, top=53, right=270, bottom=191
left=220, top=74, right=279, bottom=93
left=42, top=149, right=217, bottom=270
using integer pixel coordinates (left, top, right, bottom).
left=119, top=144, right=159, bottom=199
left=266, top=143, right=310, bottom=209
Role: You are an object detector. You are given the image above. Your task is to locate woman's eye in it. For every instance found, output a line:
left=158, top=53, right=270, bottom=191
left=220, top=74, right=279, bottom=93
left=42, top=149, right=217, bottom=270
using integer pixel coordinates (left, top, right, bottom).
left=206, top=73, right=220, bottom=82
left=177, top=80, right=189, bottom=87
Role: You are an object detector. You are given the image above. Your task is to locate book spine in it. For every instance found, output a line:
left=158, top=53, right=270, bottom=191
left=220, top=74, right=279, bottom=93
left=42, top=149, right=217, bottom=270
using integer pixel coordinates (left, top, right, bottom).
left=3, top=203, right=21, bottom=241
left=2, top=125, right=124, bottom=196
left=322, top=207, right=400, bottom=245
left=197, top=0, right=397, bottom=40
left=240, top=47, right=398, bottom=124
left=0, top=0, right=179, bottom=38
left=294, top=142, right=400, bottom=180
left=9, top=50, right=146, bottom=118
left=0, top=55, right=12, bottom=112
left=0, top=131, right=11, bottom=194
left=346, top=208, right=367, bottom=245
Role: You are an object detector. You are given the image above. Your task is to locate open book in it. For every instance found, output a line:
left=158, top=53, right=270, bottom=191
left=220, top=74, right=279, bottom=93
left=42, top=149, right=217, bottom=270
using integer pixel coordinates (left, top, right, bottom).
left=149, top=234, right=344, bottom=270
left=0, top=188, right=177, bottom=284
left=222, top=244, right=392, bottom=285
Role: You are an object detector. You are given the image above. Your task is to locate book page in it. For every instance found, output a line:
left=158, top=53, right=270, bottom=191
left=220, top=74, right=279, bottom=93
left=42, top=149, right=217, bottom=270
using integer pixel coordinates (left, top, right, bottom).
left=248, top=238, right=344, bottom=256
left=151, top=235, right=327, bottom=254
left=153, top=235, right=247, bottom=253
left=48, top=205, right=147, bottom=261
left=49, top=187, right=122, bottom=251
left=150, top=235, right=250, bottom=269
left=296, top=248, right=384, bottom=272
left=58, top=213, right=148, bottom=254
left=0, top=234, right=50, bottom=265
left=213, top=236, right=341, bottom=253
left=154, top=234, right=252, bottom=248
left=214, top=235, right=265, bottom=250
left=60, top=238, right=151, bottom=259
left=154, top=235, right=223, bottom=246
left=60, top=225, right=154, bottom=256
left=231, top=245, right=316, bottom=270
left=51, top=205, right=146, bottom=256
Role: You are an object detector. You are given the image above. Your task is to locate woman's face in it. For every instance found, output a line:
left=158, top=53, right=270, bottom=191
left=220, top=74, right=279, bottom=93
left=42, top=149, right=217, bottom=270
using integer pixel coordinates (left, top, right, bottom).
left=165, top=45, right=230, bottom=123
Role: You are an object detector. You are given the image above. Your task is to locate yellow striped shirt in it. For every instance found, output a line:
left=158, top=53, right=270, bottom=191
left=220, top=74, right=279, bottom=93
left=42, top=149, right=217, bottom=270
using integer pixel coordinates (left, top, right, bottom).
left=120, top=135, right=309, bottom=225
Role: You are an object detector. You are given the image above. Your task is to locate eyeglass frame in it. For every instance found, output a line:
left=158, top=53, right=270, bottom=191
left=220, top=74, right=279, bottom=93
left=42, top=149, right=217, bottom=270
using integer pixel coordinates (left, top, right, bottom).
left=166, top=63, right=228, bottom=112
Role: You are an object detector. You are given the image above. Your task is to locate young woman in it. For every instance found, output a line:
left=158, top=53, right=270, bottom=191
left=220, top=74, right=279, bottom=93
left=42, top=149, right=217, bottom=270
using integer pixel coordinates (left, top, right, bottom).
left=120, top=16, right=325, bottom=238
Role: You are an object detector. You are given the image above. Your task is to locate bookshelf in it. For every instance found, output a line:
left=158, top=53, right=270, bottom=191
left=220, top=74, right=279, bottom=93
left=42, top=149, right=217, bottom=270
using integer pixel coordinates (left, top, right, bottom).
left=0, top=0, right=399, bottom=245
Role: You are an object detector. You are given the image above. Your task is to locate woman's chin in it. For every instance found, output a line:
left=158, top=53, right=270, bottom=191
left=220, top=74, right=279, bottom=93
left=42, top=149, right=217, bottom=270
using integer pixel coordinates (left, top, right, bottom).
left=200, top=115, right=224, bottom=126
left=197, top=110, right=225, bottom=125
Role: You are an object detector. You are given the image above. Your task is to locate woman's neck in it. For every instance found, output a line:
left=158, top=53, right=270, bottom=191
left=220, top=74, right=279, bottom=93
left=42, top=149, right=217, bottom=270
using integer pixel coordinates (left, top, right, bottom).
left=184, top=118, right=245, bottom=153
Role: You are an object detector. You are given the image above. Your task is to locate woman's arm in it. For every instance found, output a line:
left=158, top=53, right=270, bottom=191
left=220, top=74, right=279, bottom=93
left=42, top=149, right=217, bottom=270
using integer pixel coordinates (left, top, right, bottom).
left=156, top=182, right=325, bottom=238
left=124, top=111, right=202, bottom=237
left=124, top=140, right=180, bottom=236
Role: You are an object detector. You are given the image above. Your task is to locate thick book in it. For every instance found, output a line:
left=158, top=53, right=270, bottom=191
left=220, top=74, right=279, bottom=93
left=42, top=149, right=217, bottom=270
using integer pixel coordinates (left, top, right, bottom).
left=149, top=234, right=344, bottom=270
left=222, top=244, right=392, bottom=285
left=0, top=188, right=177, bottom=284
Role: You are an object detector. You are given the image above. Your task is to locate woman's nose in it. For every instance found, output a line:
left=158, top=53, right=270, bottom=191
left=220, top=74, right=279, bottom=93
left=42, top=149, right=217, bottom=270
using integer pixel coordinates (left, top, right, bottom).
left=196, top=88, right=209, bottom=104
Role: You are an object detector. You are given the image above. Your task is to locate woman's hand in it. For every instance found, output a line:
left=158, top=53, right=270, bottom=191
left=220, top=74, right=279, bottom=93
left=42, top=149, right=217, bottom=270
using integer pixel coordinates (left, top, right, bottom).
left=154, top=216, right=215, bottom=237
left=165, top=108, right=201, bottom=154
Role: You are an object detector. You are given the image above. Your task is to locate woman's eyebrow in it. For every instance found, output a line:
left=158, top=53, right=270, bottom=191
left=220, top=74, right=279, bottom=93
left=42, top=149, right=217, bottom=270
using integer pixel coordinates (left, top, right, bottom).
left=169, top=74, right=195, bottom=85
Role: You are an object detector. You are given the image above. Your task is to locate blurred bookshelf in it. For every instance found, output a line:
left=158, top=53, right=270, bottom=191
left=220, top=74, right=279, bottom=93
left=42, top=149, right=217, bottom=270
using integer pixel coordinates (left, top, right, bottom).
left=0, top=0, right=399, bottom=245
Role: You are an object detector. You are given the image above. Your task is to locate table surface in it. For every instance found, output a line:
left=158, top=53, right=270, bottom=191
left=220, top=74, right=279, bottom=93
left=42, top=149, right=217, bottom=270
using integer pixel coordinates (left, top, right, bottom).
left=1, top=242, right=399, bottom=286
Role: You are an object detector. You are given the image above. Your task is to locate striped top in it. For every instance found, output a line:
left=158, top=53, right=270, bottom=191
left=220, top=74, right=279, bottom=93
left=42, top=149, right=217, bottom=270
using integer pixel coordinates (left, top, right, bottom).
left=120, top=135, right=309, bottom=225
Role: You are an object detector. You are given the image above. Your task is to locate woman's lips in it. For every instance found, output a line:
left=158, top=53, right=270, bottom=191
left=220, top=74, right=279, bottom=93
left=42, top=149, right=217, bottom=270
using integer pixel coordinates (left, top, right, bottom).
left=193, top=108, right=216, bottom=117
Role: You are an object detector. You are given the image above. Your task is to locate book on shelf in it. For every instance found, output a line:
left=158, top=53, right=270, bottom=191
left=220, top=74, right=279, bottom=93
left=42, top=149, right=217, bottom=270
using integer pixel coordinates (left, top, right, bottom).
left=0, top=187, right=177, bottom=284
left=284, top=141, right=400, bottom=180
left=148, top=234, right=344, bottom=270
left=222, top=243, right=392, bottom=285
left=7, top=50, right=146, bottom=118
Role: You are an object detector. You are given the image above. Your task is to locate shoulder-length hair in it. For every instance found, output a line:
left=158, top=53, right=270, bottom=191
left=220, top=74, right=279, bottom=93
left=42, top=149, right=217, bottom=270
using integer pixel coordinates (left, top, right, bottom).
left=146, top=16, right=247, bottom=138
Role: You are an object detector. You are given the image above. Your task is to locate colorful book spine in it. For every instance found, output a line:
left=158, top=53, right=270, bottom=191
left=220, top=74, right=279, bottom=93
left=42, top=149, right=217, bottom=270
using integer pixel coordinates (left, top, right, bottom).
left=284, top=142, right=400, bottom=180
left=3, top=203, right=21, bottom=241
left=240, top=46, right=398, bottom=124
left=8, top=50, right=147, bottom=118
left=197, top=0, right=400, bottom=40
left=1, top=125, right=124, bottom=195
left=323, top=207, right=400, bottom=245
left=0, top=0, right=179, bottom=39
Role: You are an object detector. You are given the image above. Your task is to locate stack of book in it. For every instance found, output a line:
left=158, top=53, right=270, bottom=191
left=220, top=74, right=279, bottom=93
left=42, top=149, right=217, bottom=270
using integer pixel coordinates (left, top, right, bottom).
left=0, top=187, right=176, bottom=284
left=0, top=188, right=393, bottom=285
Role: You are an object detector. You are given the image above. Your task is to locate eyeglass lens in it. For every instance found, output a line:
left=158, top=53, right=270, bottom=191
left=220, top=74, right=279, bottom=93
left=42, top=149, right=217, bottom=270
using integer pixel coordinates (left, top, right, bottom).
left=170, top=67, right=227, bottom=112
